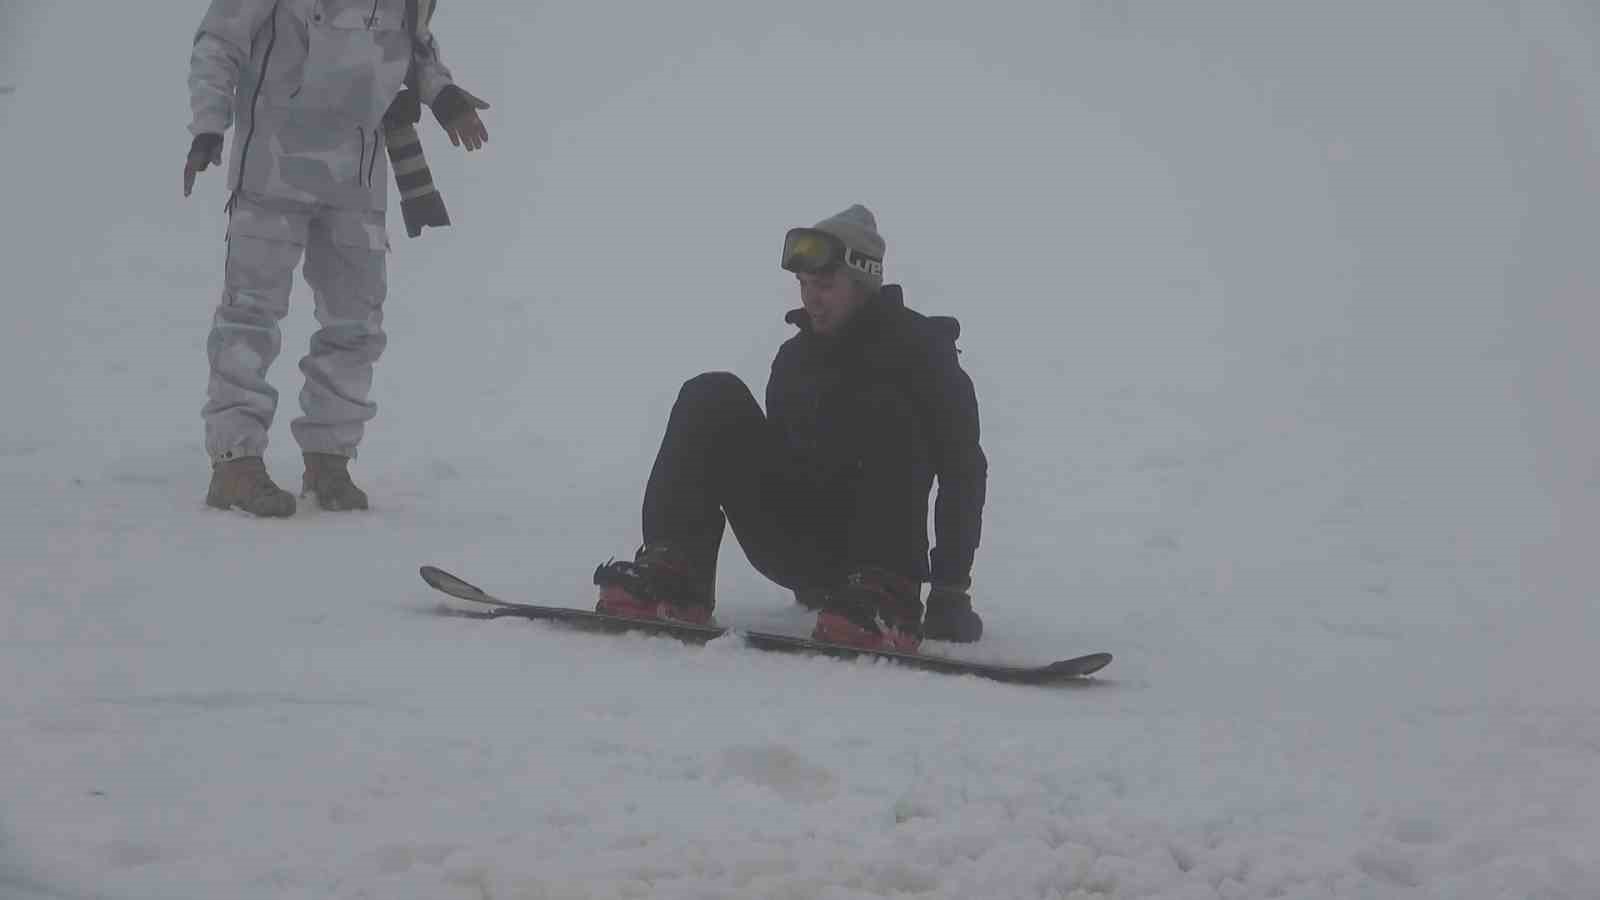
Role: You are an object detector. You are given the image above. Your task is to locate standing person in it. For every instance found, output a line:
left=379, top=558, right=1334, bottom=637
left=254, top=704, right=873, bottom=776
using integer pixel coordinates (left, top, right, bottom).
left=183, top=0, right=491, bottom=516
left=593, top=205, right=988, bottom=650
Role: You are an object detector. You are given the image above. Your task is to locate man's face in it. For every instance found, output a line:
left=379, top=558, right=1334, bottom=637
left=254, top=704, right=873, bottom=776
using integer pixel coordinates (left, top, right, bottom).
left=797, top=268, right=870, bottom=335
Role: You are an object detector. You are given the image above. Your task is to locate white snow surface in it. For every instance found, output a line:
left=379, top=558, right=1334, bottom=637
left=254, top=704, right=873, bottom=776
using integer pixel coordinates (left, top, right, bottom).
left=3, top=2, right=1599, bottom=898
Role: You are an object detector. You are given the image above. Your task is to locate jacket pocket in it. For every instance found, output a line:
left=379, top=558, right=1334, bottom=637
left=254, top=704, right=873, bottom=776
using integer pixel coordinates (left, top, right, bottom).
left=289, top=0, right=410, bottom=125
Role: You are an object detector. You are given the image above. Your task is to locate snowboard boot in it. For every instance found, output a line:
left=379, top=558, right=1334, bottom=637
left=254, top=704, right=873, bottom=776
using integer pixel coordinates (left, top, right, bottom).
left=593, top=543, right=714, bottom=625
left=205, top=456, right=297, bottom=518
left=922, top=584, right=984, bottom=643
left=301, top=452, right=369, bottom=511
left=812, top=567, right=924, bottom=652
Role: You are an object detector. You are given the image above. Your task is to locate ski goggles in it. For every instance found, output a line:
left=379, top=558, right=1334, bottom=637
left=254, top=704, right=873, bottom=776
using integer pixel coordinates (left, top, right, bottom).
left=780, top=227, right=882, bottom=279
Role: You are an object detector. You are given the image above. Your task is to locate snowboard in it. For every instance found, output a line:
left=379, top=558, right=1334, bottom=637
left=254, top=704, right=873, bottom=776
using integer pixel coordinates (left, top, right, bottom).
left=420, top=565, right=1111, bottom=685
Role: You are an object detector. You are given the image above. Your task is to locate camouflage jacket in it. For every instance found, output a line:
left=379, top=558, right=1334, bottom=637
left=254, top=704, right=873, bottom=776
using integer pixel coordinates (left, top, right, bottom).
left=188, top=0, right=455, bottom=212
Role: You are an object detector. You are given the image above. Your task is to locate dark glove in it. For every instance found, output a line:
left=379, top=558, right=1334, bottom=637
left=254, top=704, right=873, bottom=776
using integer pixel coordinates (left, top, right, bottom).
left=188, top=133, right=223, bottom=167
left=429, top=85, right=485, bottom=127
left=183, top=133, right=223, bottom=197
left=922, top=583, right=983, bottom=643
left=430, top=84, right=490, bottom=151
left=793, top=587, right=827, bottom=612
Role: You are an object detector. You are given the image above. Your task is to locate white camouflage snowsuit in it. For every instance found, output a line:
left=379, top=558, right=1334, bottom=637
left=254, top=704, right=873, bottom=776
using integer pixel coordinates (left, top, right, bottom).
left=189, top=0, right=454, bottom=461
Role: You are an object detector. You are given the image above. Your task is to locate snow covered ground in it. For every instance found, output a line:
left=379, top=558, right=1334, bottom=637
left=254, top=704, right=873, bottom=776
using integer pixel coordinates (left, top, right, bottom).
left=3, top=1, right=1598, bottom=897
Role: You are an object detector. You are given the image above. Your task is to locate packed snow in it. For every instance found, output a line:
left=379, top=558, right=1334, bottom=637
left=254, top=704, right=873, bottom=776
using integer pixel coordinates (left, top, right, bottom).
left=2, top=1, right=1597, bottom=898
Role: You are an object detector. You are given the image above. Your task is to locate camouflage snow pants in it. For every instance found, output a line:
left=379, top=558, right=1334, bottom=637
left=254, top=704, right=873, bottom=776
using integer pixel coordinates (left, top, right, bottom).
left=204, top=192, right=390, bottom=462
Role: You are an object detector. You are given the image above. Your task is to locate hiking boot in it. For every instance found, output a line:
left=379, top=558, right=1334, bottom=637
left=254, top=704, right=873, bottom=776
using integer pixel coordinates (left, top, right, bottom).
left=811, top=567, right=924, bottom=652
left=593, top=543, right=714, bottom=625
left=301, top=452, right=369, bottom=511
left=205, top=456, right=296, bottom=518
left=922, top=584, right=984, bottom=643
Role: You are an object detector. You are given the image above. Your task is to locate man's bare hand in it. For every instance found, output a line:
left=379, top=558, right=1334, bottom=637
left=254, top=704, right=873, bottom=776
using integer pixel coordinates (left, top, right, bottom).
left=183, top=134, right=224, bottom=197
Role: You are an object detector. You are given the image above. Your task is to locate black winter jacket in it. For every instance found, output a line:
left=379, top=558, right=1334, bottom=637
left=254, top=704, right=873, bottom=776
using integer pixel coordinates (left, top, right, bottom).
left=766, top=285, right=987, bottom=585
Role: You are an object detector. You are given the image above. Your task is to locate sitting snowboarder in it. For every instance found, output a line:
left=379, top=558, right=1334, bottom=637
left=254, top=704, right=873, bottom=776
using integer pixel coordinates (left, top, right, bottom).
left=593, top=205, right=987, bottom=651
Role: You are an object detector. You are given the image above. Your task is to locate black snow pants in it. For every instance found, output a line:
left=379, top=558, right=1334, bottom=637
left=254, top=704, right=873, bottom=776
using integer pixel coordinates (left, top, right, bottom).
left=641, top=372, right=934, bottom=603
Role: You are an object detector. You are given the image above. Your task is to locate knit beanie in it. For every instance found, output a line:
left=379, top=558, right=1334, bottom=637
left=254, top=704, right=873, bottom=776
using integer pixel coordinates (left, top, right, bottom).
left=813, top=204, right=886, bottom=291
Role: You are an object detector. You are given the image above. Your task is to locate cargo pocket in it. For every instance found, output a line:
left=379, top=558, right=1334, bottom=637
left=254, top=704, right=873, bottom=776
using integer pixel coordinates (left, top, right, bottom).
left=327, top=207, right=391, bottom=253
left=226, top=195, right=314, bottom=247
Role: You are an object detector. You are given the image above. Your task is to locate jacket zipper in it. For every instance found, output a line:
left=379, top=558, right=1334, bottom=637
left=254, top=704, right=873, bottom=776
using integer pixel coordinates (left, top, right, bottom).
left=354, top=127, right=381, bottom=187
left=367, top=132, right=381, bottom=186
left=228, top=0, right=282, bottom=213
